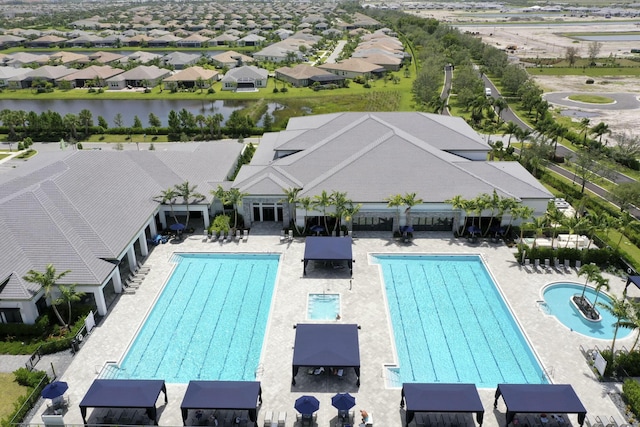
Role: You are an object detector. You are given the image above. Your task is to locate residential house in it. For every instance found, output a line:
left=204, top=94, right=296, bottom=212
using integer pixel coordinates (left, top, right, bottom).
left=105, top=65, right=171, bottom=90
left=8, top=65, right=76, bottom=89
left=48, top=51, right=90, bottom=66
left=221, top=65, right=268, bottom=91
left=28, top=34, right=67, bottom=48
left=210, top=33, right=238, bottom=46
left=148, top=34, right=183, bottom=47
left=0, top=34, right=25, bottom=49
left=275, top=64, right=343, bottom=87
left=176, top=33, right=210, bottom=48
left=161, top=51, right=200, bottom=70
left=2, top=52, right=47, bottom=68
left=237, top=33, right=266, bottom=47
left=318, top=58, right=385, bottom=79
left=162, top=66, right=219, bottom=90
left=57, top=65, right=124, bottom=88
left=210, top=51, right=254, bottom=69
left=79, top=51, right=126, bottom=65
left=0, top=67, right=29, bottom=87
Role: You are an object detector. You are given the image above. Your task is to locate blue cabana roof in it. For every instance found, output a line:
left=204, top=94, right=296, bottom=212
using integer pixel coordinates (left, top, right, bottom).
left=494, top=384, right=587, bottom=426
left=401, top=383, right=485, bottom=427
left=303, top=236, right=354, bottom=276
left=79, top=379, right=167, bottom=425
left=180, top=381, right=262, bottom=425
left=292, top=323, right=361, bottom=386
left=625, top=276, right=640, bottom=293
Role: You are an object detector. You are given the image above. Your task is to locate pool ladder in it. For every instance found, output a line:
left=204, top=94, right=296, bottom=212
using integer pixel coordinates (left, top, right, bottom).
left=255, top=363, right=264, bottom=379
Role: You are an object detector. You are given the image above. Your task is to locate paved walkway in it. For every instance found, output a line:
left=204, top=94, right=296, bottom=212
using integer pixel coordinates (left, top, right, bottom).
left=20, top=229, right=639, bottom=427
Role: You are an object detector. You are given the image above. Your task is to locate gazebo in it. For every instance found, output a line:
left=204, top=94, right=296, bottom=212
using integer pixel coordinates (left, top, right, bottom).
left=400, top=383, right=484, bottom=427
left=302, top=236, right=354, bottom=276
left=180, top=381, right=262, bottom=426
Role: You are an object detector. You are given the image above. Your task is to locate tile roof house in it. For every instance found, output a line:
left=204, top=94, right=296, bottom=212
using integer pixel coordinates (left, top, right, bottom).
left=105, top=65, right=171, bottom=89
left=57, top=65, right=125, bottom=88
left=162, top=66, right=219, bottom=90
left=161, top=51, right=200, bottom=70
left=176, top=33, right=210, bottom=48
left=0, top=67, right=29, bottom=88
left=0, top=143, right=242, bottom=325
left=210, top=51, right=254, bottom=69
left=8, top=65, right=76, bottom=89
left=275, top=64, right=343, bottom=87
left=28, top=34, right=67, bottom=48
left=318, top=58, right=386, bottom=79
left=233, top=112, right=552, bottom=230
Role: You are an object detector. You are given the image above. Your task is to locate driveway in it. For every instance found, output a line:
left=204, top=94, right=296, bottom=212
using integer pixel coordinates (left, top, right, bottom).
left=323, top=40, right=347, bottom=64
left=544, top=92, right=640, bottom=110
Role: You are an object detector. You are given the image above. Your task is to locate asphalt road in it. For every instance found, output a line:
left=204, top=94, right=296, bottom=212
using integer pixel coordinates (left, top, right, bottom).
left=544, top=92, right=640, bottom=111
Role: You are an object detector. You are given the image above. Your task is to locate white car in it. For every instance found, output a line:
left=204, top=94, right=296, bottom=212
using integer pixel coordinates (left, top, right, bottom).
left=485, top=87, right=492, bottom=96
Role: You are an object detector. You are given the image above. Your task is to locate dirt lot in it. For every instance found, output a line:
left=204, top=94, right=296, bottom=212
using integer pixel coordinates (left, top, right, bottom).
left=414, top=11, right=640, bottom=138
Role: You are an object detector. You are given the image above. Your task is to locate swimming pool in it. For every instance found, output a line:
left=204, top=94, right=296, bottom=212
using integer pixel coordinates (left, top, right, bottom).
left=308, top=293, right=340, bottom=320
left=114, top=253, right=279, bottom=383
left=543, top=282, right=632, bottom=340
left=373, top=254, right=547, bottom=388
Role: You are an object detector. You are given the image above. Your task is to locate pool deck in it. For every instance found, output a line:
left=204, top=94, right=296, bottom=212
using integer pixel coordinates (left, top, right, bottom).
left=29, top=228, right=639, bottom=427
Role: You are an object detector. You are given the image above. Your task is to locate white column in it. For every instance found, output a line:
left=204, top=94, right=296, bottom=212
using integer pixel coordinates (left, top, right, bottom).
left=149, top=218, right=158, bottom=236
left=112, top=267, right=123, bottom=293
left=138, top=231, right=148, bottom=257
left=203, top=206, right=210, bottom=229
left=159, top=210, right=167, bottom=229
left=126, top=246, right=136, bottom=273
left=94, top=289, right=107, bottom=316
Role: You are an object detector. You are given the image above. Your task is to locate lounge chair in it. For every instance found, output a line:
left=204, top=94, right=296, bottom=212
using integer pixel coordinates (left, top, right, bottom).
left=554, top=258, right=561, bottom=270
left=564, top=259, right=570, bottom=272
left=576, top=260, right=582, bottom=270
left=280, top=230, right=286, bottom=242
left=534, top=259, right=540, bottom=270
left=596, top=416, right=616, bottom=427
left=524, top=259, right=531, bottom=269
left=277, top=412, right=286, bottom=427
left=136, top=261, right=151, bottom=274
left=288, top=229, right=294, bottom=241
left=263, top=411, right=273, bottom=427
left=544, top=259, right=551, bottom=270
left=236, top=229, right=241, bottom=241
left=243, top=230, right=249, bottom=242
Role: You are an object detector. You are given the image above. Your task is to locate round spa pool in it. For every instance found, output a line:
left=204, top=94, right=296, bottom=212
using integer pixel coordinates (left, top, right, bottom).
left=542, top=282, right=632, bottom=340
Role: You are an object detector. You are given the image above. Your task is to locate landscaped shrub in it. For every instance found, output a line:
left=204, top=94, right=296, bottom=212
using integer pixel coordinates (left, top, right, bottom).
left=586, top=79, right=595, bottom=84
left=616, top=352, right=640, bottom=377
left=0, top=315, right=49, bottom=340
left=13, top=367, right=47, bottom=387
left=1, top=369, right=48, bottom=427
left=623, top=378, right=640, bottom=419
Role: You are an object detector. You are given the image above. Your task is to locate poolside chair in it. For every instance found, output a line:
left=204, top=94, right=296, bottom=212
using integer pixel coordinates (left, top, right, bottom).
left=524, top=259, right=531, bottom=269
left=554, top=258, right=561, bottom=270
left=280, top=230, right=286, bottom=242
left=576, top=260, right=582, bottom=270
left=243, top=230, right=249, bottom=242
left=277, top=412, right=287, bottom=427
left=288, top=229, right=294, bottom=241
left=263, top=411, right=273, bottom=427
left=236, top=229, right=241, bottom=241
left=136, top=261, right=151, bottom=274
left=544, top=258, right=551, bottom=270
left=534, top=259, right=541, bottom=270
left=564, top=259, right=571, bottom=272
left=596, top=416, right=616, bottom=427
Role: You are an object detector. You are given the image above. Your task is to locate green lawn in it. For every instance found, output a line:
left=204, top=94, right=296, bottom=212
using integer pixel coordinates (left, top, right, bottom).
left=0, top=372, right=27, bottom=420
left=529, top=66, right=640, bottom=77
left=567, top=94, right=614, bottom=103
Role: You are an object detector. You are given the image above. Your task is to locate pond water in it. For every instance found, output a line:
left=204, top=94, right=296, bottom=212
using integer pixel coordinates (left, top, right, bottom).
left=1, top=99, right=282, bottom=127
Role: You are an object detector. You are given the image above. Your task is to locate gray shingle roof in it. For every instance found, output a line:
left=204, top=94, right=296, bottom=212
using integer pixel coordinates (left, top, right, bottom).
left=0, top=142, right=242, bottom=300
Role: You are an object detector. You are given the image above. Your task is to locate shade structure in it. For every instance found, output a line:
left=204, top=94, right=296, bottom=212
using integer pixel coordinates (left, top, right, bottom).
left=180, top=381, right=262, bottom=426
left=41, top=381, right=68, bottom=399
left=303, top=236, right=354, bottom=276
left=292, top=323, right=360, bottom=386
left=295, top=395, right=320, bottom=415
left=625, top=275, right=640, bottom=294
left=493, top=384, right=587, bottom=427
left=170, top=223, right=186, bottom=231
left=401, top=383, right=484, bottom=427
left=331, top=393, right=356, bottom=411
left=79, top=379, right=167, bottom=426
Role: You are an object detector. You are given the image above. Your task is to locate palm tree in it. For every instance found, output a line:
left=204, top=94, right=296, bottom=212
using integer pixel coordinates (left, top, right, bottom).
left=579, top=117, right=591, bottom=145
left=342, top=202, right=362, bottom=234
left=312, top=190, right=332, bottom=232
left=23, top=264, right=71, bottom=328
left=298, top=196, right=313, bottom=235
left=626, top=301, right=640, bottom=351
left=402, top=192, right=423, bottom=230
left=330, top=190, right=350, bottom=234
left=562, top=216, right=587, bottom=249
left=57, top=284, right=85, bottom=327
left=531, top=215, right=547, bottom=248
left=155, top=188, right=179, bottom=224
left=78, top=109, right=93, bottom=137
left=510, top=204, right=534, bottom=241
left=282, top=187, right=302, bottom=233
left=578, top=264, right=601, bottom=299
left=174, top=181, right=205, bottom=229
left=445, top=195, right=468, bottom=233
left=592, top=276, right=610, bottom=307
left=597, top=295, right=633, bottom=355
left=591, top=122, right=610, bottom=145
left=502, top=121, right=519, bottom=148
left=483, top=190, right=501, bottom=236
left=226, top=188, right=249, bottom=229
left=385, top=194, right=405, bottom=233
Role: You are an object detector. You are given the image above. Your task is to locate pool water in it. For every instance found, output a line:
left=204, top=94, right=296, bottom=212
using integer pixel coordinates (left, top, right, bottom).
left=114, top=253, right=279, bottom=383
left=308, top=293, right=340, bottom=320
left=543, top=283, right=632, bottom=340
left=373, top=254, right=547, bottom=388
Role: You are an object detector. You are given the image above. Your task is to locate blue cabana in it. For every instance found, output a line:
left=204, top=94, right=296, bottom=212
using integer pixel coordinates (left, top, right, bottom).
left=303, top=236, right=354, bottom=276
left=292, top=323, right=360, bottom=386
left=493, top=384, right=587, bottom=427
left=400, top=383, right=484, bottom=427
left=79, top=379, right=167, bottom=426
left=625, top=275, right=640, bottom=294
left=180, top=381, right=262, bottom=426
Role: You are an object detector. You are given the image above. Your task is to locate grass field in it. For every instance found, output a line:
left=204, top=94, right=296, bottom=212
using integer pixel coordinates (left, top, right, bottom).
left=529, top=66, right=640, bottom=77
left=0, top=372, right=27, bottom=420
left=567, top=94, right=615, bottom=103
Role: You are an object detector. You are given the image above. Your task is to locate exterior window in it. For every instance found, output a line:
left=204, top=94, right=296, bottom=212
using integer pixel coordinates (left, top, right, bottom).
left=0, top=308, right=22, bottom=324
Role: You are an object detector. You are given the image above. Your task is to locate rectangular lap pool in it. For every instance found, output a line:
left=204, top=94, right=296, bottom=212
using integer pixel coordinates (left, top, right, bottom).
left=372, top=254, right=547, bottom=388
left=113, top=253, right=279, bottom=383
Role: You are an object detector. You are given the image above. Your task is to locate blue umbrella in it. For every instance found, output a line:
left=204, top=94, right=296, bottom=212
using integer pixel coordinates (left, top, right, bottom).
left=331, top=393, right=356, bottom=411
left=41, top=381, right=68, bottom=399
left=169, top=223, right=186, bottom=231
left=295, top=395, right=320, bottom=415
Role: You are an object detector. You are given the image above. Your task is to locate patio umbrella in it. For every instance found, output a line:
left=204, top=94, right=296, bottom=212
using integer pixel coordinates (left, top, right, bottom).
left=41, top=381, right=68, bottom=399
left=295, top=395, right=320, bottom=415
left=331, top=393, right=356, bottom=411
left=169, top=223, right=186, bottom=231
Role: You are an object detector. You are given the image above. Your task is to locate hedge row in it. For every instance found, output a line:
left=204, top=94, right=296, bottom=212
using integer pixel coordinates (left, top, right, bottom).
left=1, top=368, right=49, bottom=427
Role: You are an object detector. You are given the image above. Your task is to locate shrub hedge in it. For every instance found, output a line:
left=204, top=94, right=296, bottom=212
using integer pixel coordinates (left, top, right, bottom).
left=623, top=378, right=640, bottom=420
left=1, top=368, right=48, bottom=427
